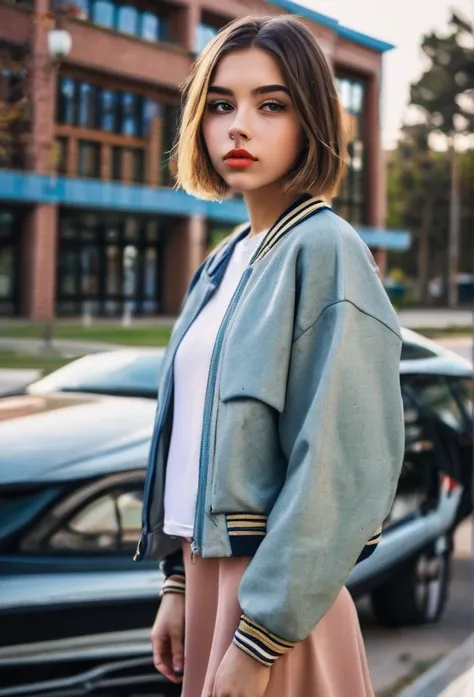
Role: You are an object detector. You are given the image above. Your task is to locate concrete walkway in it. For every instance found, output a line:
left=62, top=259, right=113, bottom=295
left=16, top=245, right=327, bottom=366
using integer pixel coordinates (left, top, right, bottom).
left=397, top=634, right=474, bottom=697
left=398, top=308, right=472, bottom=329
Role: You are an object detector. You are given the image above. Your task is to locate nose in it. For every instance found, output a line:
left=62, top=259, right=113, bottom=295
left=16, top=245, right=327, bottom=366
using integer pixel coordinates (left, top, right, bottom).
left=228, top=110, right=253, bottom=143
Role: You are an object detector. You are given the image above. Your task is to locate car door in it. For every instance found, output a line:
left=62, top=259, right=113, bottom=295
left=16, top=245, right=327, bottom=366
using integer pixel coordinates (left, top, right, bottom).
left=403, top=373, right=472, bottom=525
left=446, top=375, right=473, bottom=522
left=348, top=385, right=447, bottom=596
left=0, top=471, right=162, bottom=690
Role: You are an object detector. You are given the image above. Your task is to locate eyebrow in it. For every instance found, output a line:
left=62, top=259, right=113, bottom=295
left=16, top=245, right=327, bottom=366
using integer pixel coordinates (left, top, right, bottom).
left=207, top=84, right=291, bottom=97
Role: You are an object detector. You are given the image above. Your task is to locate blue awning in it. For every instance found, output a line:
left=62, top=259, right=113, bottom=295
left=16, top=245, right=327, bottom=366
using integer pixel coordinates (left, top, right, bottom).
left=0, top=170, right=410, bottom=249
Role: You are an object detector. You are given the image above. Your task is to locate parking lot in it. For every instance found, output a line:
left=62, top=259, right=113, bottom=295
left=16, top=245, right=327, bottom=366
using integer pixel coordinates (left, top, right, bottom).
left=361, top=516, right=473, bottom=695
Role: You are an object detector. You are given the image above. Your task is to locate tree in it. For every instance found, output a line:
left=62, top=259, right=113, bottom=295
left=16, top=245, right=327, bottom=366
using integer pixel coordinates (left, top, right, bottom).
left=387, top=124, right=452, bottom=304
left=408, top=11, right=474, bottom=306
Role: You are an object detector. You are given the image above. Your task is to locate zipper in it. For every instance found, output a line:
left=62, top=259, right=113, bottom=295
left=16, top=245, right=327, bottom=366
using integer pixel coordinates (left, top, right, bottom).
left=136, top=286, right=217, bottom=561
left=192, top=268, right=253, bottom=555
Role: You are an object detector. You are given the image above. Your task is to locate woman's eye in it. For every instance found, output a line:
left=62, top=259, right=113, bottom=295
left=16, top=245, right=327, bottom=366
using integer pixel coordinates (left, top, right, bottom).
left=261, top=101, right=286, bottom=112
left=207, top=101, right=233, bottom=113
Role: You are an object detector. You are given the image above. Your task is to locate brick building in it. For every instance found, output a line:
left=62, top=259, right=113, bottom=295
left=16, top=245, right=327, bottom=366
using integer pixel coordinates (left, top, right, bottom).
left=0, top=0, right=410, bottom=319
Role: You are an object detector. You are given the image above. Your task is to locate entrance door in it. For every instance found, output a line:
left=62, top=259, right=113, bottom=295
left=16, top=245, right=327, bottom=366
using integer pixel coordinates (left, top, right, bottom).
left=57, top=212, right=163, bottom=317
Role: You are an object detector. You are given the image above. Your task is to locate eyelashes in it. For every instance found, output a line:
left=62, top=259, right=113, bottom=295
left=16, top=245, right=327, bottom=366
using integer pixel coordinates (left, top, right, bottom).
left=206, top=100, right=287, bottom=113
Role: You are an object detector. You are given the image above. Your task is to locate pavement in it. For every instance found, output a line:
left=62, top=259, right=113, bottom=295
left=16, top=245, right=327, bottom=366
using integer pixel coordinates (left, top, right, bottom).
left=398, top=308, right=472, bottom=329
left=396, top=634, right=474, bottom=697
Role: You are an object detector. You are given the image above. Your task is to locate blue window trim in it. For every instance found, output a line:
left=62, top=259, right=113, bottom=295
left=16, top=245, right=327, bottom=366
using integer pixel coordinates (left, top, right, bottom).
left=266, top=0, right=394, bottom=53
left=0, top=171, right=410, bottom=250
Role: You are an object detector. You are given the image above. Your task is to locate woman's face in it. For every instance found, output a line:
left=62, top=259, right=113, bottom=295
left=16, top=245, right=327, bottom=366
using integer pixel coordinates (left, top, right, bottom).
left=202, top=48, right=304, bottom=194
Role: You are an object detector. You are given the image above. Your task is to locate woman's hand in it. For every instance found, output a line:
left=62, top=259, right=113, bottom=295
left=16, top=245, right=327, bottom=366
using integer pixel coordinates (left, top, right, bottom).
left=207, top=643, right=271, bottom=697
left=150, top=593, right=185, bottom=683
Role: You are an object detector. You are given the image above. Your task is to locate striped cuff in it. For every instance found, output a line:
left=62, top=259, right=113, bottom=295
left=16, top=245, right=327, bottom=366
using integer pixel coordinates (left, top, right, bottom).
left=233, top=615, right=295, bottom=667
left=161, top=573, right=186, bottom=596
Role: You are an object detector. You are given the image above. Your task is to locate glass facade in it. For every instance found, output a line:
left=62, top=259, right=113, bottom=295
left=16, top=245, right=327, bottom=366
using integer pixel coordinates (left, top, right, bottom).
left=0, top=209, right=20, bottom=316
left=56, top=77, right=169, bottom=184
left=78, top=141, right=101, bottom=178
left=79, top=0, right=169, bottom=43
left=57, top=211, right=164, bottom=316
left=334, top=76, right=366, bottom=225
left=57, top=77, right=161, bottom=138
left=196, top=23, right=219, bottom=53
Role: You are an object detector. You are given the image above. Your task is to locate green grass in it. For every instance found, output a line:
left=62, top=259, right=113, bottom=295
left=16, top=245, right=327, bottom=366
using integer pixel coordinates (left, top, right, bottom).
left=0, top=350, right=73, bottom=375
left=412, top=325, right=473, bottom=339
left=0, top=322, right=173, bottom=347
left=0, top=320, right=471, bottom=347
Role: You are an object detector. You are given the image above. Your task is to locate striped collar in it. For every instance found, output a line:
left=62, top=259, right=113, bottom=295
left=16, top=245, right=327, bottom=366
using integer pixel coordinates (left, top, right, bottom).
left=207, top=195, right=328, bottom=279
left=250, top=195, right=328, bottom=264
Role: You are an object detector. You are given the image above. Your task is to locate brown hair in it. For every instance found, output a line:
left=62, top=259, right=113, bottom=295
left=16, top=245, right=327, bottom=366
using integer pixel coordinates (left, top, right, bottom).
left=175, top=15, right=347, bottom=201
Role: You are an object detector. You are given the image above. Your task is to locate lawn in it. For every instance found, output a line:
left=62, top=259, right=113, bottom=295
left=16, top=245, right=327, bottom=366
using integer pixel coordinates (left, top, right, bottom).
left=0, top=322, right=173, bottom=347
left=0, top=350, right=72, bottom=375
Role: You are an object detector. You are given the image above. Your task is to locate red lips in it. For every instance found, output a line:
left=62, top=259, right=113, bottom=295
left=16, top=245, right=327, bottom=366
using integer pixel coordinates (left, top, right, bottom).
left=224, top=148, right=257, bottom=161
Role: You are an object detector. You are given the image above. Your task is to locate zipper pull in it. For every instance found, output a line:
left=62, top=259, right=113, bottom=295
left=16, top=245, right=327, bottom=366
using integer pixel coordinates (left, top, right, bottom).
left=190, top=540, right=199, bottom=565
left=133, top=536, right=143, bottom=562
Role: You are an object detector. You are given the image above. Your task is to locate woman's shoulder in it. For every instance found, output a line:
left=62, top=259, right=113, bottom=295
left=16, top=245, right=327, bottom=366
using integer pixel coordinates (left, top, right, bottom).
left=292, top=207, right=372, bottom=259
left=287, top=208, right=378, bottom=284
left=288, top=208, right=399, bottom=336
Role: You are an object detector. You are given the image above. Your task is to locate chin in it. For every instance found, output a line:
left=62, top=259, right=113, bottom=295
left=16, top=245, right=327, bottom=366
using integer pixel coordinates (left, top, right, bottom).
left=223, top=174, right=270, bottom=194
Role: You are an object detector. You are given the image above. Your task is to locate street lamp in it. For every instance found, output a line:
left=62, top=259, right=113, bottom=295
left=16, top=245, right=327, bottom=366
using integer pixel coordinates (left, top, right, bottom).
left=47, top=28, right=72, bottom=63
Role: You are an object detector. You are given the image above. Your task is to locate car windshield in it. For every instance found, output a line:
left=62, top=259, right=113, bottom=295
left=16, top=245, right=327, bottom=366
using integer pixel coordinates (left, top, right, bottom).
left=29, top=351, right=163, bottom=399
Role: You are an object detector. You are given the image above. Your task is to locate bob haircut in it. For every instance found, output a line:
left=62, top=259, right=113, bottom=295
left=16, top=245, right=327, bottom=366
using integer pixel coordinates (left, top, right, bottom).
left=175, top=15, right=347, bottom=201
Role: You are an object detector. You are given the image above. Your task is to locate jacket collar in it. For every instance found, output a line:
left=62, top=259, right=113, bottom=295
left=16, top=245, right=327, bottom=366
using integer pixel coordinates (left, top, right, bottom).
left=207, top=194, right=328, bottom=280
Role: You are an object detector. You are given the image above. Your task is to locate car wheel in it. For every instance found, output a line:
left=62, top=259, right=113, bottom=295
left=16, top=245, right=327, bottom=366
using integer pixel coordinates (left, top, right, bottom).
left=370, top=535, right=451, bottom=627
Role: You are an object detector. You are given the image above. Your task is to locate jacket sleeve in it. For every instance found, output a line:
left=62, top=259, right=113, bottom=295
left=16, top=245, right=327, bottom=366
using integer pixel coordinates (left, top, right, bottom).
left=159, top=548, right=186, bottom=596
left=233, top=300, right=405, bottom=665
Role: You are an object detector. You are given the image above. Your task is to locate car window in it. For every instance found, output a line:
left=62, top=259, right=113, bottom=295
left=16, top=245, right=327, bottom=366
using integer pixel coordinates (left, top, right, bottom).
left=406, top=375, right=465, bottom=433
left=49, top=489, right=143, bottom=553
left=450, top=377, right=473, bottom=419
left=401, top=342, right=438, bottom=361
left=385, top=390, right=437, bottom=526
left=30, top=352, right=162, bottom=398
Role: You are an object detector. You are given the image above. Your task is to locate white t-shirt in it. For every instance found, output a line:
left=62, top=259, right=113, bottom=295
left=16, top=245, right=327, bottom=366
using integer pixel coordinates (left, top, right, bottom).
left=163, top=231, right=266, bottom=539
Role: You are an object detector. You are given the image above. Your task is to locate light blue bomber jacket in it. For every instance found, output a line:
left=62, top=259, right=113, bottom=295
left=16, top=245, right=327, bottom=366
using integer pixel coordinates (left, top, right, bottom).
left=134, top=195, right=405, bottom=666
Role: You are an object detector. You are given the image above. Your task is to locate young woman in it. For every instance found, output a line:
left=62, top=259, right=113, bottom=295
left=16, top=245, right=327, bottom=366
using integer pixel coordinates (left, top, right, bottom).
left=135, top=15, right=404, bottom=697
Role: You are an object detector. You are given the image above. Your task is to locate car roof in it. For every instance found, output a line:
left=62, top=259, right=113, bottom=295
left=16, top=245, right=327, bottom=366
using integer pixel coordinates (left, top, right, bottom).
left=400, top=327, right=472, bottom=377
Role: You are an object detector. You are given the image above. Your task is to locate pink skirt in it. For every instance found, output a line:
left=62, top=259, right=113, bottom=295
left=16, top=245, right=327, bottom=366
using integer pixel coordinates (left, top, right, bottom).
left=180, top=541, right=374, bottom=697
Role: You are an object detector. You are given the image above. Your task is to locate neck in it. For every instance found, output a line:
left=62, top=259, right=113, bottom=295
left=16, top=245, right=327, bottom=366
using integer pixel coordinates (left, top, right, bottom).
left=243, top=185, right=305, bottom=237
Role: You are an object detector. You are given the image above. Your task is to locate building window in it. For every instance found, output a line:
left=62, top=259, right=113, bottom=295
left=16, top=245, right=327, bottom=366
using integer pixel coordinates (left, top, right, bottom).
left=92, top=0, right=115, bottom=27
left=55, top=137, right=68, bottom=174
left=131, top=149, right=145, bottom=183
left=78, top=140, right=101, bottom=178
left=0, top=209, right=19, bottom=316
left=87, top=0, right=169, bottom=43
left=196, top=23, right=219, bottom=53
left=117, top=4, right=138, bottom=35
left=140, top=11, right=167, bottom=41
left=333, top=76, right=366, bottom=225
left=100, top=89, right=118, bottom=131
left=78, top=82, right=98, bottom=128
left=57, top=211, right=163, bottom=316
left=121, top=92, right=140, bottom=136
left=160, top=104, right=179, bottom=185
left=142, top=98, right=160, bottom=137
left=57, top=77, right=76, bottom=124
left=111, top=146, right=122, bottom=180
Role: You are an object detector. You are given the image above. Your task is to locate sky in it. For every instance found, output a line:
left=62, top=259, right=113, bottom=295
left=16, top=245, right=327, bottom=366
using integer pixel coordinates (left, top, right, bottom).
left=298, top=0, right=474, bottom=148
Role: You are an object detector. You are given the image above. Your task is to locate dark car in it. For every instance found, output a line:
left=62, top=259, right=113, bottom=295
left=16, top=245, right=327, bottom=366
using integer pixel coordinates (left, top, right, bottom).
left=0, top=332, right=471, bottom=697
